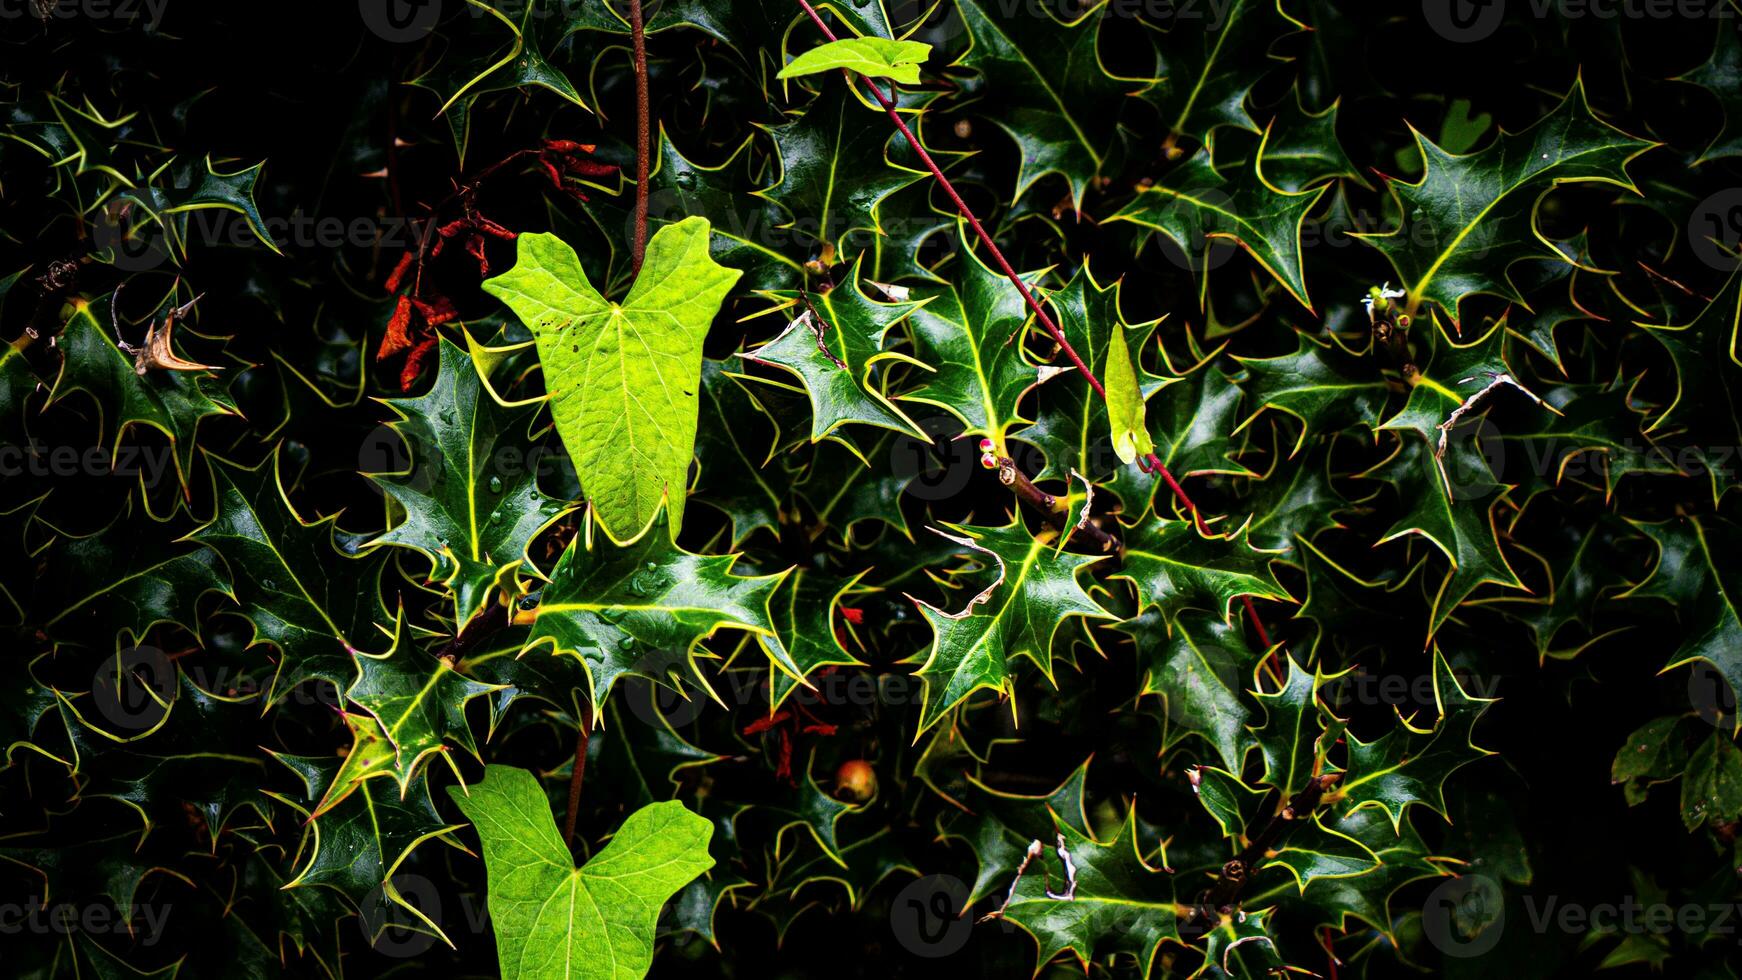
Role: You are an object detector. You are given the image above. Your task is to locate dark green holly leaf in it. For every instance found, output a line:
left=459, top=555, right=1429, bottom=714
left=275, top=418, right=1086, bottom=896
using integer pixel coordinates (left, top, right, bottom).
left=1355, top=80, right=1654, bottom=324
left=1233, top=330, right=1388, bottom=450
left=1121, top=608, right=1260, bottom=771
left=1640, top=270, right=1742, bottom=505
left=1255, top=89, right=1362, bottom=192
left=345, top=615, right=504, bottom=790
left=1143, top=0, right=1303, bottom=142
left=758, top=85, right=927, bottom=260
left=1114, top=515, right=1292, bottom=625
left=191, top=454, right=393, bottom=699
left=744, top=259, right=928, bottom=440
left=950, top=0, right=1149, bottom=207
left=911, top=520, right=1112, bottom=732
left=48, top=290, right=235, bottom=497
left=1332, top=651, right=1496, bottom=828
left=523, top=510, right=786, bottom=723
left=1251, top=655, right=1342, bottom=797
left=365, top=338, right=574, bottom=628
left=1623, top=515, right=1742, bottom=730
left=992, top=808, right=1180, bottom=976
left=694, top=359, right=788, bottom=546
left=758, top=569, right=869, bottom=711
left=1108, top=152, right=1325, bottom=310
left=899, top=236, right=1049, bottom=450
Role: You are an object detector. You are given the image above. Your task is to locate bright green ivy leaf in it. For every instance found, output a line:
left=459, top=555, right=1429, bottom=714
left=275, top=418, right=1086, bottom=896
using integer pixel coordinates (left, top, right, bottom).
left=447, top=765, right=714, bottom=980
left=483, top=217, right=742, bottom=544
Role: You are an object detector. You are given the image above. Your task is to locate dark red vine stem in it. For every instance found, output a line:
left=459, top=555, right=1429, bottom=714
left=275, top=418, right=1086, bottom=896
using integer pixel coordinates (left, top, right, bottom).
left=628, top=0, right=651, bottom=275
left=792, top=0, right=1278, bottom=641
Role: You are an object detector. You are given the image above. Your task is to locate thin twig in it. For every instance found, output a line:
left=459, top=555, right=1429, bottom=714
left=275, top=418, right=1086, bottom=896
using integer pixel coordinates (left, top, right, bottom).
left=628, top=0, right=650, bottom=275
left=1181, top=772, right=1339, bottom=940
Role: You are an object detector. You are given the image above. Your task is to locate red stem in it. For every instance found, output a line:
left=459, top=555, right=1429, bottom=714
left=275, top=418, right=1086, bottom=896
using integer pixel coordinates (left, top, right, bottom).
left=562, top=721, right=590, bottom=855
left=628, top=0, right=651, bottom=275
left=791, top=0, right=1210, bottom=536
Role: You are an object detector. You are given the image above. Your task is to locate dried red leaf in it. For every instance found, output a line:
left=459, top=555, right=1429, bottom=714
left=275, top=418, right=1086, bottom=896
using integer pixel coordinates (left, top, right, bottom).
left=411, top=294, right=458, bottom=327
left=742, top=711, right=790, bottom=737
left=400, top=337, right=437, bottom=391
left=378, top=294, right=415, bottom=361
left=384, top=252, right=414, bottom=293
left=839, top=607, right=864, bottom=625
left=464, top=235, right=489, bottom=276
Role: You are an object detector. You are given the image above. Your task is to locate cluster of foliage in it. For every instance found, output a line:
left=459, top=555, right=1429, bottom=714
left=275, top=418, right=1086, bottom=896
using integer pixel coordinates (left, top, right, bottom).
left=5, top=0, right=1742, bottom=976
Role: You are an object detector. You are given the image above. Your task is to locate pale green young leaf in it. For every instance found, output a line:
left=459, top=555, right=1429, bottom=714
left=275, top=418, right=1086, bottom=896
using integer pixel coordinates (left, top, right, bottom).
left=1103, top=324, right=1154, bottom=465
left=777, top=37, right=931, bottom=84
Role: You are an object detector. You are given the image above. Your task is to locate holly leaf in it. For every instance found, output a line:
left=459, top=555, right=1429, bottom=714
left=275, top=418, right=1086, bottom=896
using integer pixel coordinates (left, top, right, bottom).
left=1333, top=651, right=1497, bottom=829
left=1113, top=516, right=1292, bottom=625
left=1640, top=269, right=1742, bottom=506
left=911, top=520, right=1112, bottom=732
left=365, top=338, right=574, bottom=628
left=1251, top=656, right=1342, bottom=797
left=757, top=85, right=927, bottom=259
left=1142, top=0, right=1302, bottom=142
left=950, top=0, right=1149, bottom=207
left=994, top=809, right=1180, bottom=976
left=778, top=37, right=932, bottom=84
left=1233, top=330, right=1389, bottom=452
left=758, top=569, right=870, bottom=711
left=483, top=217, right=742, bottom=543
left=447, top=765, right=714, bottom=980
left=743, top=258, right=928, bottom=441
left=1622, top=515, right=1742, bottom=733
left=40, top=512, right=226, bottom=650
left=191, top=454, right=392, bottom=699
left=693, top=360, right=788, bottom=546
left=345, top=617, right=505, bottom=790
left=1120, top=608, right=1260, bottom=771
left=1256, top=90, right=1362, bottom=193
left=48, top=290, right=235, bottom=497
left=523, top=510, right=787, bottom=724
left=1107, top=151, right=1325, bottom=311
left=1677, top=13, right=1742, bottom=164
left=899, top=235, right=1049, bottom=449
left=1355, top=79, right=1655, bottom=324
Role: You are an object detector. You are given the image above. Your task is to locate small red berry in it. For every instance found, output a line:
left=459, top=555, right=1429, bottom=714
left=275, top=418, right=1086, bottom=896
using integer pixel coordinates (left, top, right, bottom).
left=834, top=759, right=877, bottom=802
